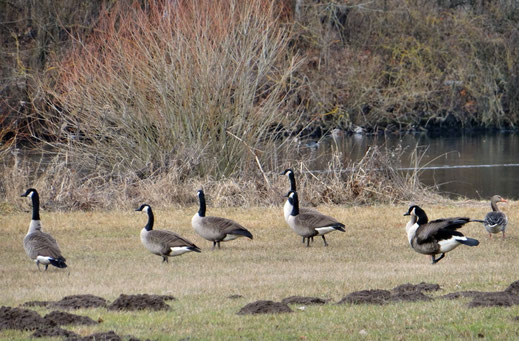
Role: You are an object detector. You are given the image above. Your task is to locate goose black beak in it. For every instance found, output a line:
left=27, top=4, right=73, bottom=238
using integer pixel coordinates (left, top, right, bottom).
left=403, top=212, right=410, bottom=216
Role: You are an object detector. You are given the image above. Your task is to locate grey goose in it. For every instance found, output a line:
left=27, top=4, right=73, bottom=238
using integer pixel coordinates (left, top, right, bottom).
left=21, top=188, right=67, bottom=271
left=282, top=168, right=319, bottom=244
left=285, top=190, right=345, bottom=247
left=404, top=205, right=479, bottom=264
left=192, top=189, right=253, bottom=249
left=483, top=195, right=508, bottom=239
left=136, top=204, right=200, bottom=262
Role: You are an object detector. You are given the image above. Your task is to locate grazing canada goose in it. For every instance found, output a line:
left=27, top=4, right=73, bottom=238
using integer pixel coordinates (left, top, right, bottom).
left=282, top=168, right=319, bottom=244
left=285, top=190, right=345, bottom=247
left=483, top=195, right=508, bottom=239
left=136, top=204, right=200, bottom=262
left=21, top=188, right=67, bottom=271
left=403, top=205, right=479, bottom=264
left=192, top=190, right=253, bottom=249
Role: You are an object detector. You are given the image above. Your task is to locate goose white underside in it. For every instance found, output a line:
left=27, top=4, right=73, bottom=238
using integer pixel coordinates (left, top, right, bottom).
left=223, top=234, right=239, bottom=241
left=315, top=226, right=339, bottom=235
left=35, top=256, right=52, bottom=265
left=438, top=237, right=465, bottom=253
left=169, top=247, right=194, bottom=256
left=283, top=200, right=292, bottom=222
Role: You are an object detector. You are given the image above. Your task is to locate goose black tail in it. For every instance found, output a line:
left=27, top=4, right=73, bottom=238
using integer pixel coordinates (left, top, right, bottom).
left=189, top=246, right=202, bottom=253
left=459, top=237, right=479, bottom=247
left=49, top=257, right=67, bottom=268
left=230, top=229, right=253, bottom=240
left=334, top=224, right=346, bottom=232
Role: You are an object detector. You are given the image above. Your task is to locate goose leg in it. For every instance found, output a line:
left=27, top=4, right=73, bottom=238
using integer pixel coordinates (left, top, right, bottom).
left=213, top=241, right=217, bottom=249
left=302, top=237, right=306, bottom=243
left=45, top=264, right=49, bottom=271
left=322, top=235, right=328, bottom=247
left=306, top=237, right=310, bottom=247
left=489, top=233, right=492, bottom=239
left=431, top=253, right=445, bottom=264
left=36, top=260, right=41, bottom=272
left=217, top=241, right=221, bottom=249
left=502, top=231, right=506, bottom=240
left=162, top=256, right=168, bottom=263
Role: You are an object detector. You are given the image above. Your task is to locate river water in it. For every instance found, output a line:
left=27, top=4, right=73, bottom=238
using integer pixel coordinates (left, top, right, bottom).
left=300, top=131, right=519, bottom=200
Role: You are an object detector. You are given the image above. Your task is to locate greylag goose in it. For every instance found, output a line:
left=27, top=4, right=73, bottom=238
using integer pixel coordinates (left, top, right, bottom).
left=483, top=195, right=508, bottom=239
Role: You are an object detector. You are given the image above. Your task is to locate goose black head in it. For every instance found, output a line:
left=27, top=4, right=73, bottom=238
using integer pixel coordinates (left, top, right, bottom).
left=136, top=204, right=151, bottom=213
left=21, top=188, right=38, bottom=198
left=282, top=169, right=293, bottom=176
left=196, top=189, right=206, bottom=216
left=403, top=205, right=428, bottom=224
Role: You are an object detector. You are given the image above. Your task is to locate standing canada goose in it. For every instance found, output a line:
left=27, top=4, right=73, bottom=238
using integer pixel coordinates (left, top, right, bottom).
left=282, top=168, right=319, bottom=244
left=483, top=195, right=508, bottom=239
left=403, top=205, right=479, bottom=264
left=192, top=189, right=253, bottom=249
left=21, top=188, right=67, bottom=271
left=136, top=204, right=200, bottom=262
left=285, top=190, right=345, bottom=247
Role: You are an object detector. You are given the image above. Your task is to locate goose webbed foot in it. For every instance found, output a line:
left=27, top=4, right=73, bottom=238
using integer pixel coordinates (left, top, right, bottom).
left=322, top=235, right=328, bottom=247
left=431, top=253, right=445, bottom=264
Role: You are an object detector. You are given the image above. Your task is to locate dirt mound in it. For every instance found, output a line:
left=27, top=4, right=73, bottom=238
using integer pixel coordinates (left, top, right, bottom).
left=442, top=279, right=519, bottom=307
left=0, top=306, right=47, bottom=331
left=108, top=294, right=171, bottom=311
left=44, top=311, right=97, bottom=326
left=32, top=326, right=79, bottom=338
left=153, top=294, right=176, bottom=302
left=504, top=280, right=519, bottom=296
left=468, top=292, right=519, bottom=308
left=65, top=330, right=143, bottom=341
left=337, top=289, right=391, bottom=305
left=281, top=296, right=329, bottom=305
left=237, top=300, right=293, bottom=315
left=51, top=295, right=108, bottom=310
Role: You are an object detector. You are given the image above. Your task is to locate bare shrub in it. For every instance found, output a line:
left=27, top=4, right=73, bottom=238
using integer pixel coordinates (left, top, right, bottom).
left=39, top=0, right=302, bottom=180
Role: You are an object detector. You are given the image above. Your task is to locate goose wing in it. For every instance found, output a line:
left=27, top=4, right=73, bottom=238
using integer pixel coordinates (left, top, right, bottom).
left=24, top=231, right=64, bottom=260
left=484, top=211, right=507, bottom=227
left=147, top=230, right=199, bottom=254
left=415, top=217, right=470, bottom=243
left=297, top=211, right=344, bottom=228
left=204, top=216, right=252, bottom=238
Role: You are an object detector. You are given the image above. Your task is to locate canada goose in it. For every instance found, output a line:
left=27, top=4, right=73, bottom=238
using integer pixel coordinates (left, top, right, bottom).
left=21, top=188, right=67, bottom=271
left=403, top=205, right=479, bottom=264
left=192, top=190, right=253, bottom=249
left=285, top=190, right=345, bottom=247
left=282, top=168, right=319, bottom=244
left=136, top=204, right=200, bottom=262
left=483, top=195, right=508, bottom=239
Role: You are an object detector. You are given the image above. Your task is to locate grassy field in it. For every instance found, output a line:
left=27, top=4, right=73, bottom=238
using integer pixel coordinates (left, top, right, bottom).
left=1, top=201, right=519, bottom=340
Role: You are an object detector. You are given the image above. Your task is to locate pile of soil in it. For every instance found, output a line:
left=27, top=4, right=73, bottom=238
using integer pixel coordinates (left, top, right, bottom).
left=51, top=295, right=108, bottom=310
left=281, top=296, right=329, bottom=305
left=227, top=295, right=244, bottom=299
left=65, top=330, right=136, bottom=341
left=337, top=283, right=440, bottom=305
left=237, top=300, right=293, bottom=315
left=44, top=311, right=98, bottom=326
left=337, top=289, right=392, bottom=305
left=444, top=280, right=519, bottom=307
left=0, top=306, right=47, bottom=331
left=108, top=294, right=171, bottom=311
left=32, top=326, right=79, bottom=339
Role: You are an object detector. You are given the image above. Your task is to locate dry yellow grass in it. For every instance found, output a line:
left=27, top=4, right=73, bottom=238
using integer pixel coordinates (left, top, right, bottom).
left=1, top=201, right=519, bottom=340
